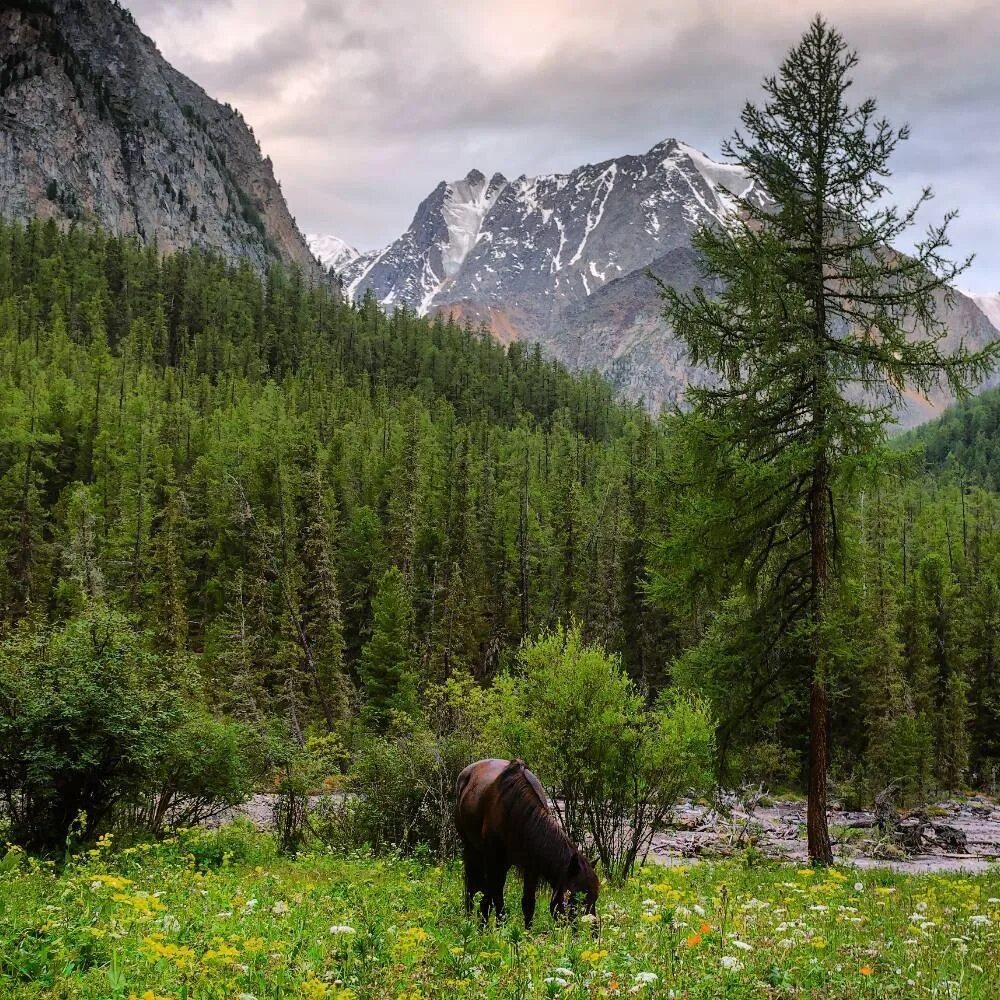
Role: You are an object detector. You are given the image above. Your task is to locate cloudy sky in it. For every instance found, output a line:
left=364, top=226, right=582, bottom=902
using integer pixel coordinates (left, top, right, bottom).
left=123, top=0, right=1000, bottom=292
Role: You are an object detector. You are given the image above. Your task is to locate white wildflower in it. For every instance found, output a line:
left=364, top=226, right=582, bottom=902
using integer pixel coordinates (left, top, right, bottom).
left=732, top=939, right=753, bottom=951
left=720, top=956, right=742, bottom=971
left=634, top=972, right=658, bottom=984
left=272, top=900, right=289, bottom=915
left=329, top=925, right=356, bottom=935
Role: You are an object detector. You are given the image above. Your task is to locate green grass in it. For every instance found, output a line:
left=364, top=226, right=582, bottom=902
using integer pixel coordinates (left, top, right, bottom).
left=1, top=824, right=997, bottom=998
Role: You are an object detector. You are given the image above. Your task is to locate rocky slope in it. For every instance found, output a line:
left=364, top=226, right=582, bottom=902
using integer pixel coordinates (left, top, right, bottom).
left=0, top=0, right=320, bottom=276
left=323, top=141, right=999, bottom=422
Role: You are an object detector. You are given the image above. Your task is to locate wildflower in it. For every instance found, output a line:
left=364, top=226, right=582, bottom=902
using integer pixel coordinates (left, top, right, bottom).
left=685, top=931, right=703, bottom=948
left=553, top=968, right=574, bottom=978
left=544, top=977, right=568, bottom=988
left=854, top=882, right=864, bottom=892
left=634, top=972, right=658, bottom=984
left=89, top=874, right=134, bottom=891
left=329, top=925, right=356, bottom=935
left=798, top=869, right=815, bottom=877
left=860, top=966, right=873, bottom=976
left=731, top=939, right=753, bottom=951
left=300, top=977, right=328, bottom=999
left=272, top=900, right=289, bottom=915
left=969, top=915, right=991, bottom=926
left=720, top=956, right=742, bottom=971
left=581, top=949, right=609, bottom=964
left=203, top=943, right=240, bottom=964
left=699, top=921, right=711, bottom=934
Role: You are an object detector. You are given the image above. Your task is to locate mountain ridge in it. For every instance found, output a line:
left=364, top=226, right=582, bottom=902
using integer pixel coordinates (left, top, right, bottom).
left=313, top=142, right=999, bottom=422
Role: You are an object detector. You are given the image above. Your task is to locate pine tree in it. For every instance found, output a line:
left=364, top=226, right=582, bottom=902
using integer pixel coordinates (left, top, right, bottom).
left=658, top=17, right=998, bottom=862
left=358, top=566, right=418, bottom=730
left=296, top=467, right=350, bottom=726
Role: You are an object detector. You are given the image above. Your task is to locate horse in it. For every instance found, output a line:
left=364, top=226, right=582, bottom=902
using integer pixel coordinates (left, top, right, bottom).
left=455, top=758, right=599, bottom=928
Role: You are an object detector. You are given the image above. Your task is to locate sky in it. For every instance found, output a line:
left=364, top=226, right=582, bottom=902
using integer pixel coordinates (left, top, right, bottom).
left=123, top=0, right=1000, bottom=293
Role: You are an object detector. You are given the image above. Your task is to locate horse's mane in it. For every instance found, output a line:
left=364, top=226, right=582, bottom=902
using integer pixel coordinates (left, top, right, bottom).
left=495, top=760, right=575, bottom=889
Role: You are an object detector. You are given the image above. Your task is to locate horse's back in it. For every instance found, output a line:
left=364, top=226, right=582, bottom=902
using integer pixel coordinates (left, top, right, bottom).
left=455, top=759, right=551, bottom=846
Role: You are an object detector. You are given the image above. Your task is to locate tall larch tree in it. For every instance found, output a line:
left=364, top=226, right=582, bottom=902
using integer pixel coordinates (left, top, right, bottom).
left=658, top=17, right=998, bottom=862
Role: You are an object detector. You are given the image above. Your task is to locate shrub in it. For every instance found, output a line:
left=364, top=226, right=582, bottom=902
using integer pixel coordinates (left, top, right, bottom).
left=0, top=609, right=270, bottom=853
left=175, top=818, right=277, bottom=871
left=0, top=608, right=177, bottom=853
left=128, top=706, right=270, bottom=834
left=320, top=674, right=489, bottom=858
left=486, top=624, right=715, bottom=881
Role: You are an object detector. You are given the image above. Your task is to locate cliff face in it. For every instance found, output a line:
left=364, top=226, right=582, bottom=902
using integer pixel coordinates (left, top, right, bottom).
left=0, top=0, right=321, bottom=276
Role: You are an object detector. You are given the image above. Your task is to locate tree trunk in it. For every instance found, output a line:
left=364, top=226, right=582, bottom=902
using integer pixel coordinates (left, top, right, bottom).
left=807, top=452, right=834, bottom=865
left=807, top=671, right=833, bottom=863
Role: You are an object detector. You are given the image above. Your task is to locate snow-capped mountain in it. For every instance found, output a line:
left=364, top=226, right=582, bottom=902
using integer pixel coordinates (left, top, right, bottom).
left=318, top=139, right=998, bottom=420
left=307, top=234, right=361, bottom=274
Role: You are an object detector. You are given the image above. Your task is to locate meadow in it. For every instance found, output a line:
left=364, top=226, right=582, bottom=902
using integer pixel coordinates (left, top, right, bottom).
left=1, top=825, right=997, bottom=999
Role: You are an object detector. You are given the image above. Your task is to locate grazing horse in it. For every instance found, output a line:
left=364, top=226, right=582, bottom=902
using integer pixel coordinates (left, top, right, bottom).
left=455, top=758, right=599, bottom=927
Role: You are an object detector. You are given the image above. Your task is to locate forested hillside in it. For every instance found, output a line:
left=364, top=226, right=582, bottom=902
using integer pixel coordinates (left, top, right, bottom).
left=902, top=387, right=1000, bottom=487
left=1, top=219, right=998, bottom=855
left=0, top=218, right=672, bottom=704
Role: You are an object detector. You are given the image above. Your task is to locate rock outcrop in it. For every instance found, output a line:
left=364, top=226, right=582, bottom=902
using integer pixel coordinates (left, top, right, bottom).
left=0, top=0, right=321, bottom=276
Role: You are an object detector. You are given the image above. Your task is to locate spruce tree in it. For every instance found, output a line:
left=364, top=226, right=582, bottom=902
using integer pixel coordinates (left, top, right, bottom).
left=658, top=17, right=998, bottom=862
left=358, top=566, right=418, bottom=730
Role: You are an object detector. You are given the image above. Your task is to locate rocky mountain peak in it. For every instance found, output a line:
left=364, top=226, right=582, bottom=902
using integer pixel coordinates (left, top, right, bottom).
left=320, top=138, right=998, bottom=422
left=0, top=0, right=321, bottom=277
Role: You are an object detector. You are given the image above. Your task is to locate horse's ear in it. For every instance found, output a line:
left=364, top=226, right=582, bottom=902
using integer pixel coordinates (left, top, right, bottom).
left=567, top=850, right=581, bottom=876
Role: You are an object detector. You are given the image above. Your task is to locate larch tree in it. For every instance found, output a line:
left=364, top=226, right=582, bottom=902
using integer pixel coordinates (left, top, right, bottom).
left=657, top=17, right=998, bottom=862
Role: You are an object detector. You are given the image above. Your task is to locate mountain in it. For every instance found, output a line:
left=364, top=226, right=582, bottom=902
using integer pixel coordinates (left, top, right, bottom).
left=307, top=234, right=360, bottom=274
left=0, top=0, right=320, bottom=276
left=324, top=140, right=999, bottom=422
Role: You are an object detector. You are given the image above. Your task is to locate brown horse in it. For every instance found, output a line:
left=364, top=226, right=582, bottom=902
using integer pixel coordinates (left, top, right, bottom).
left=455, top=758, right=599, bottom=927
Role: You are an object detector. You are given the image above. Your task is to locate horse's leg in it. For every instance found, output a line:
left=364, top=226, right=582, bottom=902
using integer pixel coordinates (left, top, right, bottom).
left=492, top=860, right=511, bottom=924
left=478, top=853, right=495, bottom=925
left=521, top=873, right=538, bottom=929
left=463, top=846, right=483, bottom=917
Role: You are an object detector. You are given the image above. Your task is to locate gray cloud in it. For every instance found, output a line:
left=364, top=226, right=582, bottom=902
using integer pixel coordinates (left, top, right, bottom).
left=123, top=0, right=1000, bottom=291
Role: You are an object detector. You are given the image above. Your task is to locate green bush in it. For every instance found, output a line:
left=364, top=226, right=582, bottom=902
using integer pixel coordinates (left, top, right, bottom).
left=0, top=608, right=177, bottom=853
left=0, top=608, right=269, bottom=853
left=486, top=624, right=715, bottom=881
left=319, top=674, right=489, bottom=858
left=174, top=818, right=277, bottom=871
left=129, top=706, right=270, bottom=833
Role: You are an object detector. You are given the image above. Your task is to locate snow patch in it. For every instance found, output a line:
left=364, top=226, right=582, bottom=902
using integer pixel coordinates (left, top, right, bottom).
left=440, top=171, right=507, bottom=279
left=569, top=163, right=617, bottom=266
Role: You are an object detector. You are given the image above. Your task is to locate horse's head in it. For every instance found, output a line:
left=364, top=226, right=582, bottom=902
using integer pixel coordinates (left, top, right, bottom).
left=551, top=848, right=600, bottom=924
